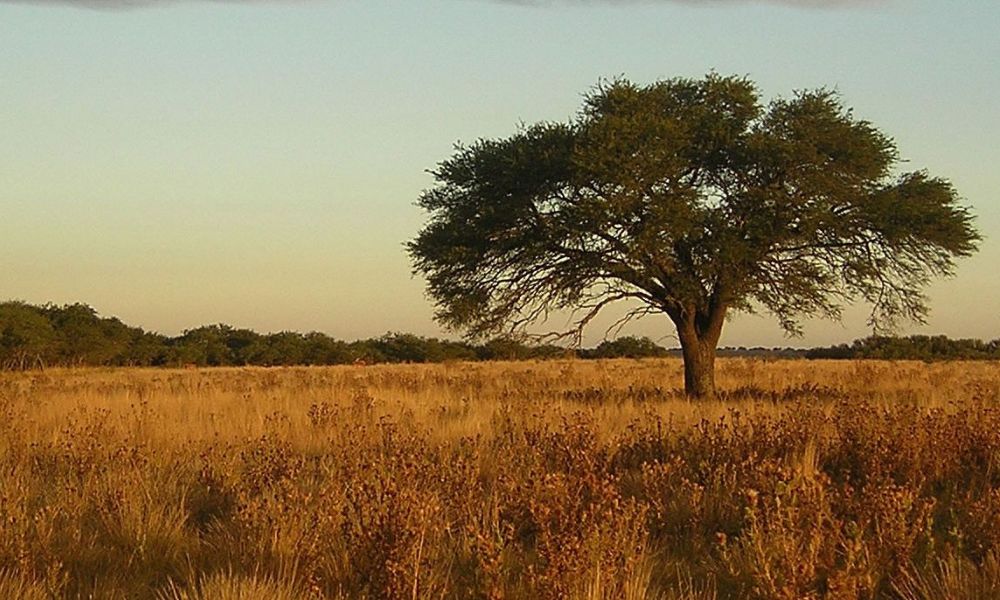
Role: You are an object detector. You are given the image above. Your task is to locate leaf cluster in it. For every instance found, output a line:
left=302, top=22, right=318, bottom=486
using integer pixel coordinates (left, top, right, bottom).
left=409, top=74, right=980, bottom=340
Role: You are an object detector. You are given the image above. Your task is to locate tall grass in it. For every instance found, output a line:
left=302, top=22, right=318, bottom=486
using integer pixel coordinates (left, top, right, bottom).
left=0, top=358, right=997, bottom=598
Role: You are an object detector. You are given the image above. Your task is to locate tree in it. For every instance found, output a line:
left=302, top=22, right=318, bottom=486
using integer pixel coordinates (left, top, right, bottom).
left=0, top=301, right=56, bottom=370
left=587, top=336, right=669, bottom=359
left=172, top=325, right=236, bottom=366
left=408, top=74, right=980, bottom=398
left=301, top=332, right=354, bottom=365
left=44, top=303, right=127, bottom=366
left=125, top=331, right=171, bottom=366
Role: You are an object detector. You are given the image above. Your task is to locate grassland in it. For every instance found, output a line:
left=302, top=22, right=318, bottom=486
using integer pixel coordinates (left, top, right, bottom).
left=1, top=358, right=998, bottom=599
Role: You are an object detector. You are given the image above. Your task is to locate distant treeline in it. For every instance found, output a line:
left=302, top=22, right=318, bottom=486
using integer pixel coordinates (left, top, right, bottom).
left=805, top=335, right=1000, bottom=361
left=0, top=301, right=563, bottom=370
left=0, top=301, right=997, bottom=370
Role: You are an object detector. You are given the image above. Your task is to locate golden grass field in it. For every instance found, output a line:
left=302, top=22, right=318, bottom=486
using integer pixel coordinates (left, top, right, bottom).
left=1, top=358, right=999, bottom=599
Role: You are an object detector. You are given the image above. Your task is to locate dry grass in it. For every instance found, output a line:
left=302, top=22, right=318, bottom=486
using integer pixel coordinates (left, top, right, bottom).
left=0, top=358, right=998, bottom=599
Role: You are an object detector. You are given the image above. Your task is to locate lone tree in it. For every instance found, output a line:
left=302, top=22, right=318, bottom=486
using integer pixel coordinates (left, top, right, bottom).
left=408, top=74, right=980, bottom=398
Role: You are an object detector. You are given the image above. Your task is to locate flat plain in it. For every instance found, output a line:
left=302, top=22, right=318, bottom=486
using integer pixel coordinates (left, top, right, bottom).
left=1, top=358, right=998, bottom=599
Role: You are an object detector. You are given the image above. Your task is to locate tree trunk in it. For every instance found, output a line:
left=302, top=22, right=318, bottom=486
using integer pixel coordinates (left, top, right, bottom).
left=673, top=300, right=726, bottom=400
left=679, top=334, right=717, bottom=400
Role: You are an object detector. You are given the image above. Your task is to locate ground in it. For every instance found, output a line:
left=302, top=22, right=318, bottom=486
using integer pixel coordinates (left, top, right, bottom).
left=1, top=359, right=998, bottom=599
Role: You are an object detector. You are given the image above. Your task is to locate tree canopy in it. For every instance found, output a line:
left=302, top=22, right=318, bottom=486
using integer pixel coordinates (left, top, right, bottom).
left=408, top=73, right=980, bottom=398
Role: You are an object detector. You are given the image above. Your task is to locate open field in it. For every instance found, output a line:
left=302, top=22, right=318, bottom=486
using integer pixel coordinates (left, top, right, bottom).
left=1, top=359, right=999, bottom=599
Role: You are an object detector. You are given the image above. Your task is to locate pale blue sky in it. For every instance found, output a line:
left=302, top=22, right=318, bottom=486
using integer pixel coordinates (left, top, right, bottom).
left=1, top=0, right=997, bottom=346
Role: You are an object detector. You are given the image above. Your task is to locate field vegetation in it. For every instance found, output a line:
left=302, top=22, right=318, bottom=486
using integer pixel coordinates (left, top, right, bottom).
left=1, top=359, right=998, bottom=599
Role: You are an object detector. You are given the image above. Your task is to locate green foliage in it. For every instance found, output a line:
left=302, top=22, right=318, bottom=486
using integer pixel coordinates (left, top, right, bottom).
left=174, top=325, right=235, bottom=366
left=0, top=300, right=994, bottom=369
left=42, top=303, right=134, bottom=366
left=807, top=335, right=1000, bottom=360
left=372, top=332, right=478, bottom=363
left=409, top=73, right=980, bottom=395
left=0, top=302, right=55, bottom=370
left=583, top=336, right=670, bottom=359
left=475, top=336, right=572, bottom=361
left=0, top=301, right=574, bottom=369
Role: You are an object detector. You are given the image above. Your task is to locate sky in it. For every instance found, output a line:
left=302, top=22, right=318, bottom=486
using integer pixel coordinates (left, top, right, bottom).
left=1, top=0, right=997, bottom=347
